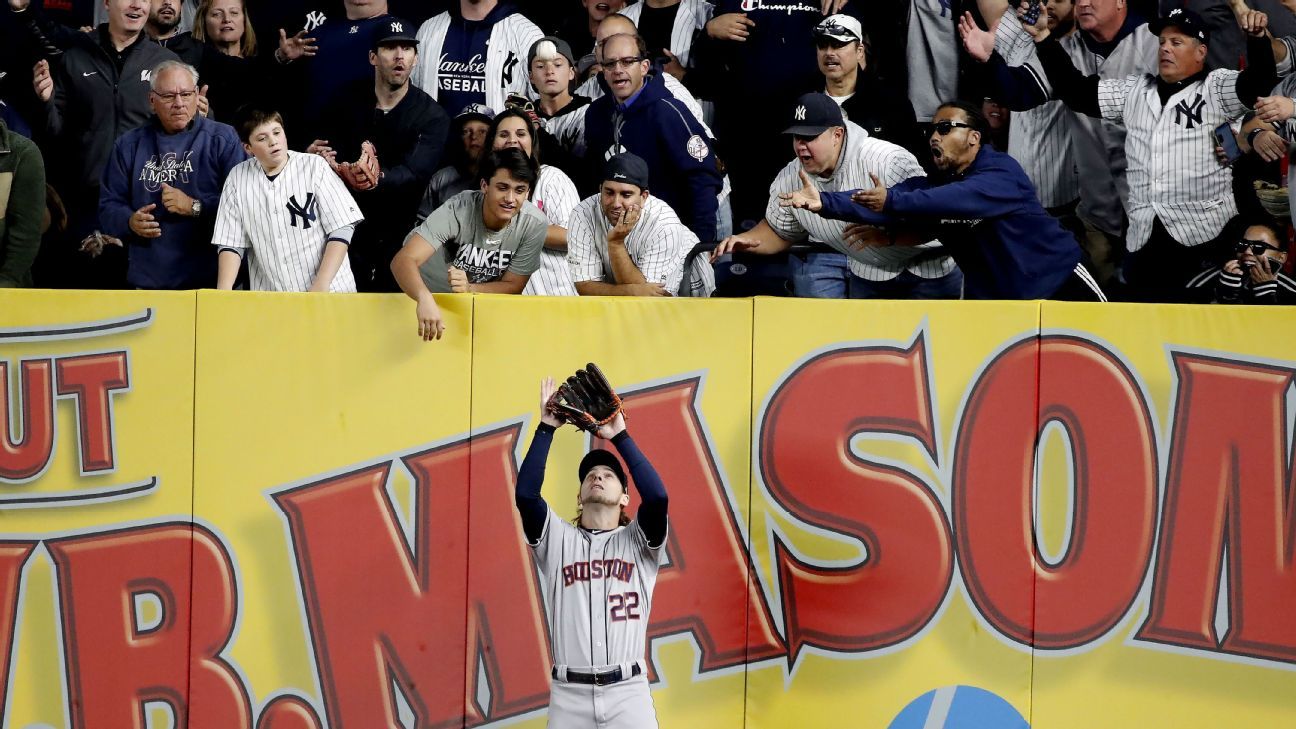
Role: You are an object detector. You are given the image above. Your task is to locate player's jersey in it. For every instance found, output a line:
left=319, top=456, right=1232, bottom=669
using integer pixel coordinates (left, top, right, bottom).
left=530, top=508, right=666, bottom=671
left=211, top=151, right=363, bottom=292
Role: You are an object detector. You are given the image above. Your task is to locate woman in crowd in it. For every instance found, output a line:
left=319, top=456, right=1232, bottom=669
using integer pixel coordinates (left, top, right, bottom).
left=192, top=0, right=263, bottom=124
left=485, top=107, right=581, bottom=296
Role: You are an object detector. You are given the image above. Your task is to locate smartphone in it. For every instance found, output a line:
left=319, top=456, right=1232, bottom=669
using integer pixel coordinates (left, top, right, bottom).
left=1214, top=122, right=1242, bottom=165
left=1022, top=0, right=1044, bottom=26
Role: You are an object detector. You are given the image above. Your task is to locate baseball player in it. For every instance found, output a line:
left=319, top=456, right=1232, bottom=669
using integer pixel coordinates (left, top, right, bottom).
left=568, top=153, right=715, bottom=297
left=515, top=376, right=668, bottom=729
left=212, top=108, right=364, bottom=292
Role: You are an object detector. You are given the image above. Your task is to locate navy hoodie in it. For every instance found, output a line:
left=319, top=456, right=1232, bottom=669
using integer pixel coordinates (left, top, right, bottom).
left=584, top=70, right=722, bottom=241
left=99, top=115, right=247, bottom=289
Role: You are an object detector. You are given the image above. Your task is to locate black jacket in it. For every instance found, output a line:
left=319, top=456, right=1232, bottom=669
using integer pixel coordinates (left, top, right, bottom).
left=840, top=72, right=926, bottom=167
left=44, top=26, right=178, bottom=194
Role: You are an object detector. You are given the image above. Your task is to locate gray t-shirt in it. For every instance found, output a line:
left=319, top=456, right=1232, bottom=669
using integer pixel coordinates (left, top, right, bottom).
left=413, top=190, right=547, bottom=292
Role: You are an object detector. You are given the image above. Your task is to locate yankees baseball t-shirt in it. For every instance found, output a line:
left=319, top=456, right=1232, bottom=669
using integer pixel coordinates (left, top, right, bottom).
left=438, top=18, right=491, bottom=116
left=413, top=189, right=546, bottom=292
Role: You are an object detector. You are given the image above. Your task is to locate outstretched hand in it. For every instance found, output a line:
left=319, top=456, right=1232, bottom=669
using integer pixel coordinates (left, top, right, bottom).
left=850, top=173, right=888, bottom=211
left=778, top=169, right=823, bottom=212
left=540, top=377, right=563, bottom=428
left=595, top=410, right=627, bottom=440
left=959, top=12, right=995, bottom=63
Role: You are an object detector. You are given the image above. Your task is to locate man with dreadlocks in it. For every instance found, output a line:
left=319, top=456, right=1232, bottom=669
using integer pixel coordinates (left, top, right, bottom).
left=514, top=375, right=669, bottom=728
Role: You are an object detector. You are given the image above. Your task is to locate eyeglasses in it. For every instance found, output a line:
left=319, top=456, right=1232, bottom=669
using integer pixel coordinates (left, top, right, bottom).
left=601, top=56, right=644, bottom=70
left=1235, top=239, right=1283, bottom=255
left=152, top=90, right=197, bottom=104
left=931, top=120, right=973, bottom=136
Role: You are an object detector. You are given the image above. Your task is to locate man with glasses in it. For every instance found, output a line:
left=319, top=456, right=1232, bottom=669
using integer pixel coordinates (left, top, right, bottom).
left=777, top=100, right=1105, bottom=301
left=1188, top=221, right=1294, bottom=303
left=711, top=92, right=961, bottom=299
left=99, top=59, right=246, bottom=288
left=584, top=31, right=722, bottom=242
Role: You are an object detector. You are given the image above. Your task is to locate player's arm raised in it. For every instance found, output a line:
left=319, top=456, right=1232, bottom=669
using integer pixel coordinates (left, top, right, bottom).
left=391, top=231, right=447, bottom=341
left=515, top=377, right=562, bottom=544
left=605, top=413, right=669, bottom=548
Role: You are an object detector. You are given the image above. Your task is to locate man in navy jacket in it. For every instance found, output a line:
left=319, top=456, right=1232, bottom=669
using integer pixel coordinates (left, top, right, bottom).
left=584, top=31, right=721, bottom=242
left=782, top=100, right=1105, bottom=301
left=99, top=60, right=245, bottom=288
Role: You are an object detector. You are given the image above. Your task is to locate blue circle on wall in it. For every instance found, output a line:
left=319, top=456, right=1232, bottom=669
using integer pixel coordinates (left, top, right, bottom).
left=888, top=685, right=1029, bottom=729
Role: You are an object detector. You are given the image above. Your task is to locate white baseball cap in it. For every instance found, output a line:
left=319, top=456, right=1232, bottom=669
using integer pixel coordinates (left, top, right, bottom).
left=813, top=14, right=863, bottom=44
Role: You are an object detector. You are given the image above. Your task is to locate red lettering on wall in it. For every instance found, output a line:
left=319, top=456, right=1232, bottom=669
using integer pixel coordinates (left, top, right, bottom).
left=452, top=426, right=551, bottom=723
left=619, top=380, right=788, bottom=671
left=0, top=359, right=55, bottom=481
left=45, top=523, right=251, bottom=728
left=54, top=352, right=130, bottom=474
left=0, top=542, right=36, bottom=700
left=760, top=341, right=952, bottom=662
left=1137, top=354, right=1296, bottom=664
left=956, top=337, right=1157, bottom=648
left=256, top=695, right=323, bottom=729
left=277, top=434, right=527, bottom=729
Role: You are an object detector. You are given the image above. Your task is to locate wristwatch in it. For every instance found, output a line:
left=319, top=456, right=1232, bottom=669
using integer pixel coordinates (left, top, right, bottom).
left=191, top=200, right=202, bottom=217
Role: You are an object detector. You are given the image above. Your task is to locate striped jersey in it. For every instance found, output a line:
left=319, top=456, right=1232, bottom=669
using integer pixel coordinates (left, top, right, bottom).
left=211, top=151, right=363, bottom=292
left=1098, top=69, right=1244, bottom=250
left=531, top=508, right=665, bottom=670
left=524, top=165, right=581, bottom=297
left=766, top=121, right=956, bottom=281
left=567, top=194, right=715, bottom=297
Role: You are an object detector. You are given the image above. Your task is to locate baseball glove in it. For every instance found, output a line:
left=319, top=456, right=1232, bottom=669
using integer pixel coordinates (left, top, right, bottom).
left=547, top=363, right=624, bottom=433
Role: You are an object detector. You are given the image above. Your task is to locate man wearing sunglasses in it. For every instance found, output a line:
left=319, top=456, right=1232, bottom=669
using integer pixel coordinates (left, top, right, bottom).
left=1188, top=221, right=1295, bottom=303
left=778, top=100, right=1106, bottom=301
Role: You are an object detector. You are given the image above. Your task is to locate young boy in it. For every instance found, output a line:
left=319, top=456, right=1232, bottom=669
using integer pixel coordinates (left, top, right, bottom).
left=212, top=109, right=364, bottom=292
left=390, top=147, right=547, bottom=341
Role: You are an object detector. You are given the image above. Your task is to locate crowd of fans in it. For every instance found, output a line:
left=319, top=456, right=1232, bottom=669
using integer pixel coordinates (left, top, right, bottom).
left=1, top=0, right=1295, bottom=316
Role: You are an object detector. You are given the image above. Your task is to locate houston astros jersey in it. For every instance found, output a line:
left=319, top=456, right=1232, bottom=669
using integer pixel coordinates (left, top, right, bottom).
left=211, top=151, right=363, bottom=292
left=530, top=509, right=666, bottom=670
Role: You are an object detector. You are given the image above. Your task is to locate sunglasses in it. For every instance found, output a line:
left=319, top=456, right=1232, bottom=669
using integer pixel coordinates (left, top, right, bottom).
left=931, top=120, right=973, bottom=136
left=1235, top=239, right=1283, bottom=255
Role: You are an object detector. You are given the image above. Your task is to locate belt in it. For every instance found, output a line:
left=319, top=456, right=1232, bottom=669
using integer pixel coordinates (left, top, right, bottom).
left=553, top=663, right=642, bottom=686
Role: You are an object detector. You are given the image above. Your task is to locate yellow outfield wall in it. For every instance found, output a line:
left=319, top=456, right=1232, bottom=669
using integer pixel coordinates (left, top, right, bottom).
left=0, top=290, right=1293, bottom=729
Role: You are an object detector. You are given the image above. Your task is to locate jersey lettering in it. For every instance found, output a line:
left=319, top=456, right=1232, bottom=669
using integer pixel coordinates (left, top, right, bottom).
left=561, top=558, right=636, bottom=586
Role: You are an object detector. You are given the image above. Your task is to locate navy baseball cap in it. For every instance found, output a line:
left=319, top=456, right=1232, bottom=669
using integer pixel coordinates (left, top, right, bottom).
left=372, top=17, right=418, bottom=50
left=1149, top=8, right=1209, bottom=45
left=783, top=92, right=845, bottom=136
left=578, top=449, right=627, bottom=490
left=603, top=153, right=651, bottom=190
left=456, top=103, right=495, bottom=124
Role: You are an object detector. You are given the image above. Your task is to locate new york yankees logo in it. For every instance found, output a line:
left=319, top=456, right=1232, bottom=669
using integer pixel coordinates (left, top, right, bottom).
left=1173, top=94, right=1206, bottom=129
left=503, top=51, right=520, bottom=86
left=794, top=105, right=807, bottom=121
left=390, top=21, right=403, bottom=33
left=286, top=193, right=319, bottom=229
left=304, top=10, right=326, bottom=33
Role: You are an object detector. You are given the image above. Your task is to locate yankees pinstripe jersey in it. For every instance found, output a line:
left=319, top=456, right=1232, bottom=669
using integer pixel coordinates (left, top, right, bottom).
left=1098, top=70, right=1244, bottom=250
left=1267, top=71, right=1296, bottom=220
left=619, top=0, right=713, bottom=67
left=413, top=11, right=542, bottom=113
left=996, top=16, right=1158, bottom=235
left=993, top=15, right=1080, bottom=209
left=211, top=151, right=363, bottom=292
left=523, top=165, right=580, bottom=297
left=567, top=194, right=715, bottom=297
left=766, top=121, right=956, bottom=282
left=532, top=508, right=665, bottom=671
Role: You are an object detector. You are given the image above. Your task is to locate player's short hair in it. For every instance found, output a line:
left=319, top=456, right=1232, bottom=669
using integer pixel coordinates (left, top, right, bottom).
left=235, top=108, right=285, bottom=144
left=149, top=60, right=200, bottom=91
left=935, top=100, right=988, bottom=136
left=478, top=147, right=539, bottom=191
